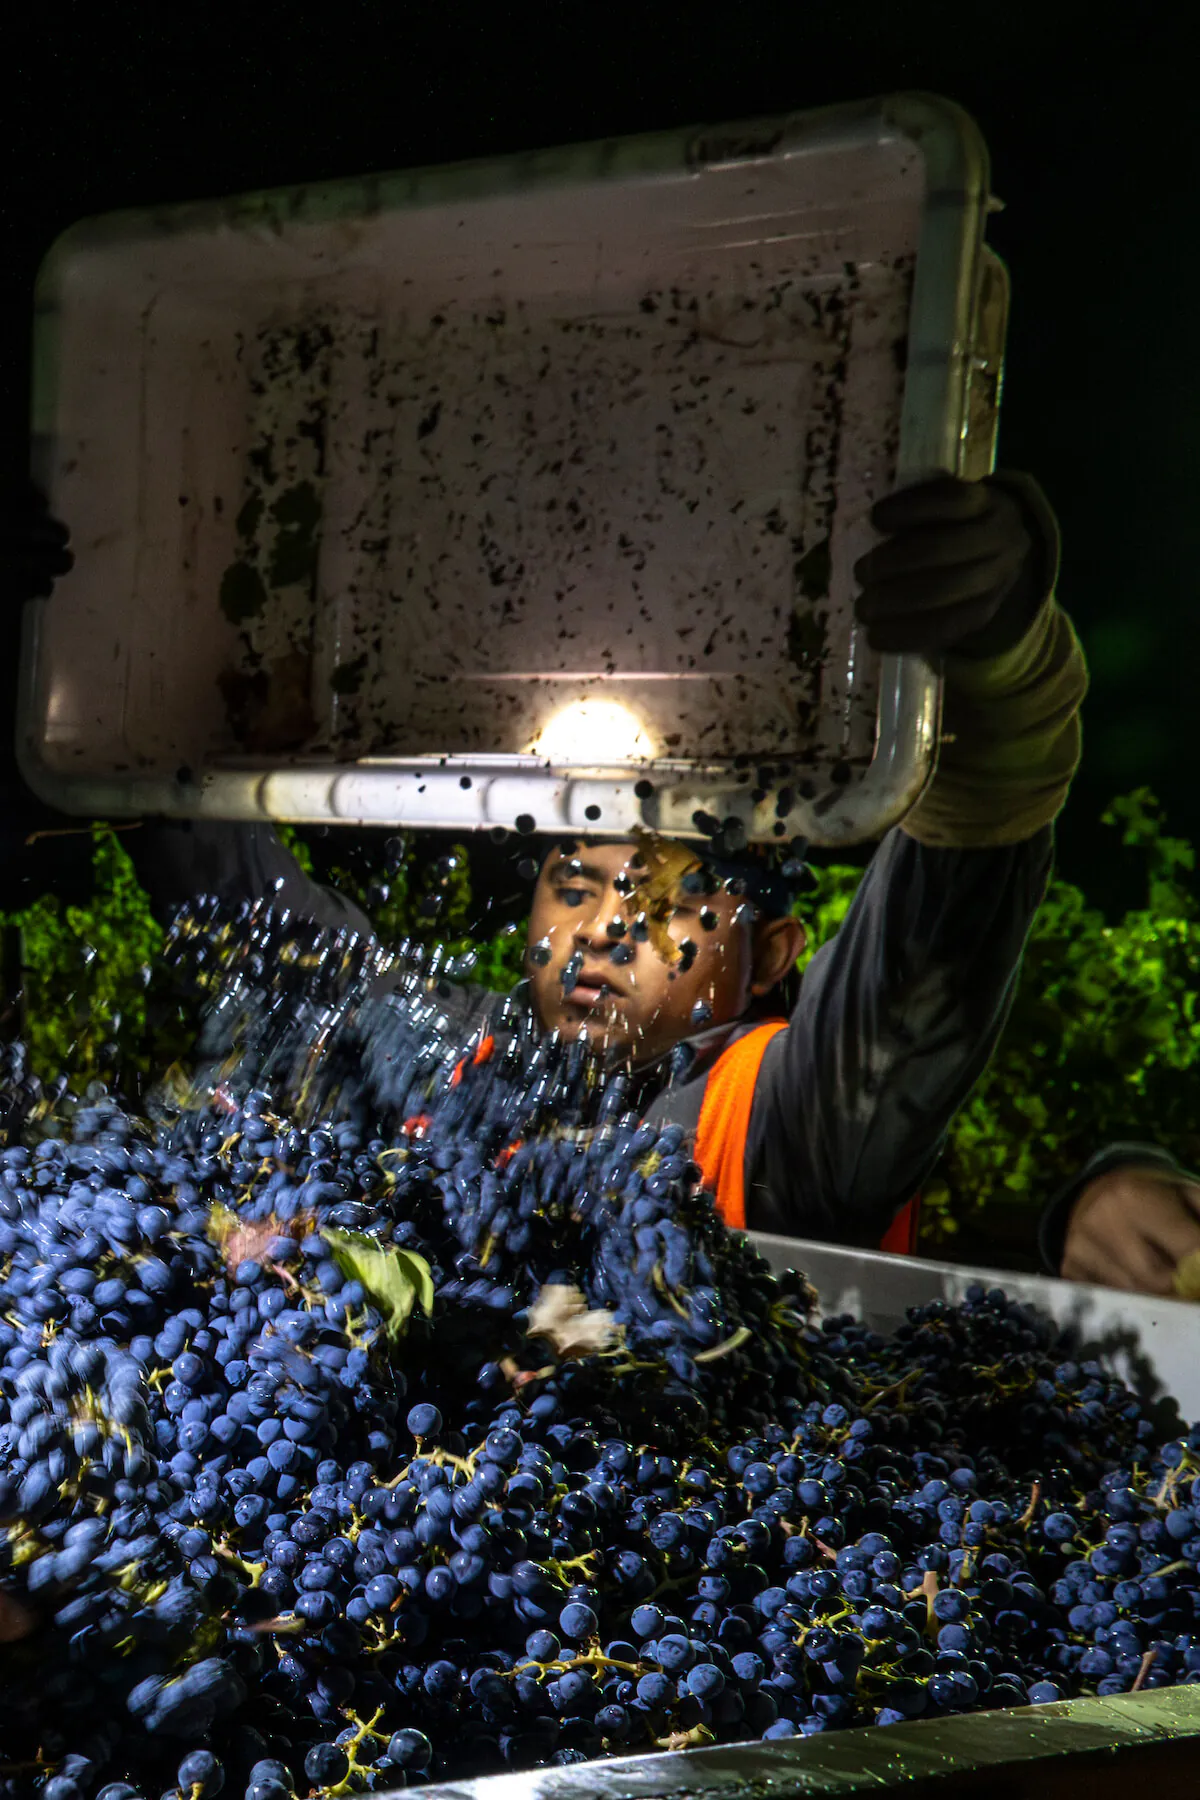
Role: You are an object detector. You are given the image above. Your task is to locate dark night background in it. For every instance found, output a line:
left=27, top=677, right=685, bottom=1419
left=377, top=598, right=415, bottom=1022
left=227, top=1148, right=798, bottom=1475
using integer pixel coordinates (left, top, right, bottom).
left=1, top=3, right=1193, bottom=920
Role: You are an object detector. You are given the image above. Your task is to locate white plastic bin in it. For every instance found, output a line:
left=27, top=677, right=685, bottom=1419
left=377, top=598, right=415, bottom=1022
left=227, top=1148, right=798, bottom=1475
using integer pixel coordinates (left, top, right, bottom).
left=23, top=93, right=1005, bottom=845
left=750, top=1235, right=1200, bottom=1421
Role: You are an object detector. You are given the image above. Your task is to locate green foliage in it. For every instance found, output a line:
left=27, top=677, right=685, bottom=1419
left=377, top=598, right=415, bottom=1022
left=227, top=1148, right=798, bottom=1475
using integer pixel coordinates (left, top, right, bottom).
left=0, top=825, right=186, bottom=1092
left=926, top=788, right=1200, bottom=1238
left=275, top=823, right=316, bottom=878
left=463, top=921, right=529, bottom=991
left=1103, top=787, right=1196, bottom=917
left=791, top=862, right=863, bottom=975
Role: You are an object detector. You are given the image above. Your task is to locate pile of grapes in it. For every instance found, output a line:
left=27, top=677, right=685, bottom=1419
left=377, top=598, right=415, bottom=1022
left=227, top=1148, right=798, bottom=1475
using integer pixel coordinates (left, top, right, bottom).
left=3, top=921, right=1200, bottom=1800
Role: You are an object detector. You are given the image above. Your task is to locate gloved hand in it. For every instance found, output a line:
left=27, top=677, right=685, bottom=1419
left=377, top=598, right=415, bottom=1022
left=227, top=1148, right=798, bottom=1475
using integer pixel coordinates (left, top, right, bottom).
left=853, top=473, right=1047, bottom=661
left=1, top=480, right=73, bottom=604
left=1062, top=1164, right=1200, bottom=1295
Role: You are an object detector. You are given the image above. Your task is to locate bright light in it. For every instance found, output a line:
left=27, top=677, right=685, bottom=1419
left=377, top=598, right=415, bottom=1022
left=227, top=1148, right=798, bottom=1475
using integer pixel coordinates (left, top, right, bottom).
left=529, top=699, right=657, bottom=764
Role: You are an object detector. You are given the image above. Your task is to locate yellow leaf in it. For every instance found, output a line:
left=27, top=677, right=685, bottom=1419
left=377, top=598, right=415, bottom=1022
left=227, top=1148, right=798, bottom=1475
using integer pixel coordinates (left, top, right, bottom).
left=1173, top=1250, right=1200, bottom=1301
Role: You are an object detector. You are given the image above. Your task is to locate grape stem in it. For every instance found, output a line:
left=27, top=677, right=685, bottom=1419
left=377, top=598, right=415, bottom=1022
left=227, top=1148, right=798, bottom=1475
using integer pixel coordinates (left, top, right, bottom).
left=1131, top=1648, right=1157, bottom=1692
left=213, top=1540, right=267, bottom=1586
left=1017, top=1481, right=1043, bottom=1531
left=513, top=1649, right=643, bottom=1678
left=861, top=1370, right=922, bottom=1415
left=694, top=1327, right=752, bottom=1365
left=657, top=1724, right=715, bottom=1751
left=910, top=1567, right=940, bottom=1638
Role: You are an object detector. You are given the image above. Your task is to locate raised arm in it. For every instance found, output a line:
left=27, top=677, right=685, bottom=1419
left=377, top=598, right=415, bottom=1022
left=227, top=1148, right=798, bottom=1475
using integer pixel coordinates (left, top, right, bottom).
left=744, top=471, right=1088, bottom=1243
left=745, top=825, right=1054, bottom=1243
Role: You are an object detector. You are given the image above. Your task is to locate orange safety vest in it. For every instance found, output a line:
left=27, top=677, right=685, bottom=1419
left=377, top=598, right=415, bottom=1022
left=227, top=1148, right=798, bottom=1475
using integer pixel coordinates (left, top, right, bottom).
left=693, top=1020, right=919, bottom=1253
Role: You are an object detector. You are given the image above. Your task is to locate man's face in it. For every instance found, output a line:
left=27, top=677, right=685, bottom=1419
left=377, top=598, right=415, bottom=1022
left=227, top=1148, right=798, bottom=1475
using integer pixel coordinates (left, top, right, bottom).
left=524, top=836, right=757, bottom=1067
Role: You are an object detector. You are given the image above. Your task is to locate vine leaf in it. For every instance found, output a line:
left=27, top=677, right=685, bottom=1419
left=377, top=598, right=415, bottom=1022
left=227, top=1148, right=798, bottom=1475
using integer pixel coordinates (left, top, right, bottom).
left=206, top=1204, right=316, bottom=1277
left=321, top=1228, right=434, bottom=1339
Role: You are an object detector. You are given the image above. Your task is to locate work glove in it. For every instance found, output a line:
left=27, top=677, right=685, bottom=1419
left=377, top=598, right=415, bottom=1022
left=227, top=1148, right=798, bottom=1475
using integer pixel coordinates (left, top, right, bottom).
left=853, top=472, right=1051, bottom=661
left=1, top=480, right=74, bottom=605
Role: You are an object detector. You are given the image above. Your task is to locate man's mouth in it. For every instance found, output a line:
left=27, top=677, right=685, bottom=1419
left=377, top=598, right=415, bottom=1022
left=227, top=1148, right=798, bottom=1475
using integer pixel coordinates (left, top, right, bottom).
left=562, top=966, right=625, bottom=1010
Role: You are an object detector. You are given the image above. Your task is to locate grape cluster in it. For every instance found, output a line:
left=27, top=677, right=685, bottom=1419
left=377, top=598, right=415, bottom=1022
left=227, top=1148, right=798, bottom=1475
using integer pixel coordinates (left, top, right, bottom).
left=2, top=916, right=1200, bottom=1799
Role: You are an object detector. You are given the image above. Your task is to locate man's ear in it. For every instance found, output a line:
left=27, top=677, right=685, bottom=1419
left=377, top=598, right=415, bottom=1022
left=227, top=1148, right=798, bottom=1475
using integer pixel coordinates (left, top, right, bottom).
left=749, top=916, right=807, bottom=996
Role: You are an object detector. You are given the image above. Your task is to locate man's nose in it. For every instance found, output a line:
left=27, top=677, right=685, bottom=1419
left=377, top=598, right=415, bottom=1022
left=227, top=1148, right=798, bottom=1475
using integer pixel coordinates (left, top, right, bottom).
left=571, top=909, right=609, bottom=950
left=571, top=895, right=621, bottom=950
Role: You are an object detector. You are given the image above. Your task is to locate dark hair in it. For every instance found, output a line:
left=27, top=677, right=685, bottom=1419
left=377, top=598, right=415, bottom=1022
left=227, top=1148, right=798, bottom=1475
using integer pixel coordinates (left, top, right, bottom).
left=541, top=833, right=808, bottom=914
left=768, top=964, right=803, bottom=1017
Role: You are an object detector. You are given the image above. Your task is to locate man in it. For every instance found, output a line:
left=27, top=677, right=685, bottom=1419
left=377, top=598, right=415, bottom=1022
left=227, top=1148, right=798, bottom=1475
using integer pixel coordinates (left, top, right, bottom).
left=1042, top=1152, right=1200, bottom=1295
left=11, top=471, right=1087, bottom=1249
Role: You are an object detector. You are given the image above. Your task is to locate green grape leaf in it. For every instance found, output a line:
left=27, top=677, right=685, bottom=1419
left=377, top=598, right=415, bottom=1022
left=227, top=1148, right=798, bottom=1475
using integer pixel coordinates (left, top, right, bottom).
left=398, top=1249, right=437, bottom=1320
left=321, top=1228, right=434, bottom=1339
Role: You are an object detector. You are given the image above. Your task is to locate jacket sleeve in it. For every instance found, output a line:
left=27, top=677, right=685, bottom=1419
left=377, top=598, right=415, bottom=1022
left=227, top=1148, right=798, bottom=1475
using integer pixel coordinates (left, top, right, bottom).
left=124, top=820, right=374, bottom=938
left=1037, top=1142, right=1200, bottom=1274
left=743, top=823, right=1054, bottom=1243
left=900, top=474, right=1088, bottom=851
left=740, top=474, right=1092, bottom=1241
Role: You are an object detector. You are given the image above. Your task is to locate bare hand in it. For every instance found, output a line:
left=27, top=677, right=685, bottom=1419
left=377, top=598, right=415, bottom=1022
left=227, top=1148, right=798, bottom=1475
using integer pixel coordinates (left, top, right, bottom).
left=1061, top=1164, right=1200, bottom=1294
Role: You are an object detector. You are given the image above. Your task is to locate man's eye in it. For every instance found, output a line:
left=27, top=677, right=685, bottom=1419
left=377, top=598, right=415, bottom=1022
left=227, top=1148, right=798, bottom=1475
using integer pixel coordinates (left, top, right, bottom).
left=555, top=887, right=590, bottom=908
